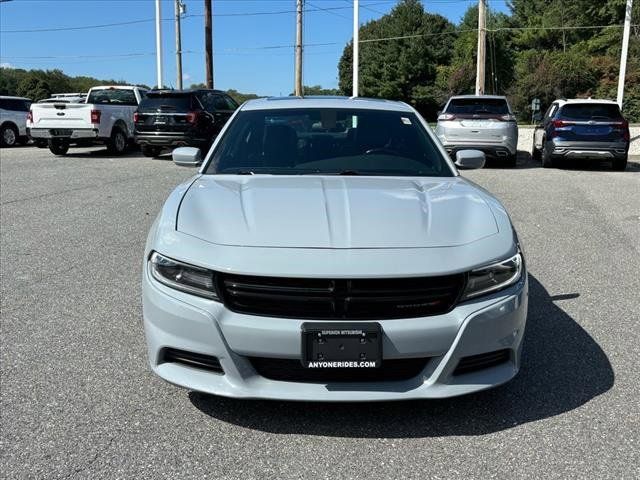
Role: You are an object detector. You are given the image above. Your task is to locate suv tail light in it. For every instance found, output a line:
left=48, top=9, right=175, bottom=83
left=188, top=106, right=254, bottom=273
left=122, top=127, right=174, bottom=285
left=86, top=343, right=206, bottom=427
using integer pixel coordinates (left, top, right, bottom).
left=185, top=111, right=198, bottom=124
left=498, top=114, right=516, bottom=122
left=614, top=119, right=630, bottom=141
left=133, top=112, right=139, bottom=123
left=438, top=113, right=456, bottom=121
left=27, top=110, right=33, bottom=123
left=90, top=109, right=101, bottom=124
left=552, top=119, right=569, bottom=128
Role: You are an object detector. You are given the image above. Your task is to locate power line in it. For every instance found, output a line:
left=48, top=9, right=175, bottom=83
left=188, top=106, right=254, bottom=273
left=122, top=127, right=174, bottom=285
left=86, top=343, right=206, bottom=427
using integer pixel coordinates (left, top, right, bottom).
left=0, top=2, right=394, bottom=33
left=308, top=1, right=351, bottom=20
left=2, top=23, right=636, bottom=59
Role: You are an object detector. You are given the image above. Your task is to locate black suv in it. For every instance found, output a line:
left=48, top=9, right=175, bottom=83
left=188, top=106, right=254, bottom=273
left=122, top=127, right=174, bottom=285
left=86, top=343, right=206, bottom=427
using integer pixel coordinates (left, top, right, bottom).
left=134, top=89, right=238, bottom=157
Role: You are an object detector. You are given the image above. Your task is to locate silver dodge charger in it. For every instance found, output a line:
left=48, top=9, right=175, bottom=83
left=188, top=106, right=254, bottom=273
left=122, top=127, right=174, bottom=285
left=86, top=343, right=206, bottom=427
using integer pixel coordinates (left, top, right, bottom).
left=142, top=96, right=528, bottom=401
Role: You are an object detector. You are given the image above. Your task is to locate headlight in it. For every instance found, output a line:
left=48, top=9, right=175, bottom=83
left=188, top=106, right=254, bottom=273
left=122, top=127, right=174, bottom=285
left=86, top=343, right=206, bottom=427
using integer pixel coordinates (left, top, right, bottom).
left=148, top=252, right=218, bottom=300
left=461, top=252, right=523, bottom=300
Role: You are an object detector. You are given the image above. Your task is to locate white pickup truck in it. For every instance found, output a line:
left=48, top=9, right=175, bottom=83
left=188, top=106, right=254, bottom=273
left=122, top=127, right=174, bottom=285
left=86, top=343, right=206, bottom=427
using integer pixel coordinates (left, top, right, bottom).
left=27, top=85, right=147, bottom=155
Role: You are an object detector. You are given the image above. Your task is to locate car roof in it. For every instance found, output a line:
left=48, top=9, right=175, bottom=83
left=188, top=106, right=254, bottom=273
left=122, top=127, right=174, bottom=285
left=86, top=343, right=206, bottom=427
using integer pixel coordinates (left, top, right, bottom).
left=447, top=95, right=508, bottom=100
left=241, top=96, right=414, bottom=112
left=554, top=98, right=619, bottom=106
left=89, top=85, right=142, bottom=91
left=146, top=88, right=226, bottom=95
left=0, top=96, right=31, bottom=101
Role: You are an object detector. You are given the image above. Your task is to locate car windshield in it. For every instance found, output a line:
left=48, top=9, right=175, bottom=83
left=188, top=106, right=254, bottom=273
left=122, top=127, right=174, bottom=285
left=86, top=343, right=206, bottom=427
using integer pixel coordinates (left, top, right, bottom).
left=445, top=98, right=509, bottom=115
left=559, top=103, right=623, bottom=121
left=140, top=94, right=194, bottom=112
left=205, top=107, right=453, bottom=177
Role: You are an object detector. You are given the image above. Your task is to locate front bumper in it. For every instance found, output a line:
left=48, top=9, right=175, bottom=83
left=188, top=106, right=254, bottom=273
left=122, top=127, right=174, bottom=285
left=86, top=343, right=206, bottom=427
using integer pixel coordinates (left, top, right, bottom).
left=142, top=265, right=528, bottom=401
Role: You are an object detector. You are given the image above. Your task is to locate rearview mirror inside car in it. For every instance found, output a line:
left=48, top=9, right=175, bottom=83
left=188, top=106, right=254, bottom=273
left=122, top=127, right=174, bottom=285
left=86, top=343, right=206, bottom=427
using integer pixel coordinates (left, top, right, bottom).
left=172, top=147, right=202, bottom=167
left=455, top=149, right=485, bottom=170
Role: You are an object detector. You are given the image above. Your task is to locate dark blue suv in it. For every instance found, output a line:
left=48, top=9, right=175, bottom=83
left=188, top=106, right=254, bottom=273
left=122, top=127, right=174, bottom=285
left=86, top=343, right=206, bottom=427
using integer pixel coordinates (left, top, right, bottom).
left=532, top=99, right=630, bottom=170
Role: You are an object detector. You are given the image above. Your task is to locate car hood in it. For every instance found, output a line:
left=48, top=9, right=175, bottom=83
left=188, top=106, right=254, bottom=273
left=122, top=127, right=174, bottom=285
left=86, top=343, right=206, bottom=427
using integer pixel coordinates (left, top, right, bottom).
left=176, top=175, right=499, bottom=249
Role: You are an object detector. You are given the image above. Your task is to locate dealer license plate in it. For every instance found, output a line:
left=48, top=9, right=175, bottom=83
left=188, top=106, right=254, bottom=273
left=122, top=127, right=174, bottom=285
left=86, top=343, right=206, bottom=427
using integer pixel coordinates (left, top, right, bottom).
left=301, top=322, right=382, bottom=368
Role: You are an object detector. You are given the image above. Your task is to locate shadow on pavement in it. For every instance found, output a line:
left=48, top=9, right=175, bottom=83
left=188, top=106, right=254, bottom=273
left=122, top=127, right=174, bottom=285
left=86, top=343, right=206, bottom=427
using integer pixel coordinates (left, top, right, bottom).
left=189, top=274, right=614, bottom=437
left=483, top=150, right=537, bottom=170
left=62, top=148, right=142, bottom=159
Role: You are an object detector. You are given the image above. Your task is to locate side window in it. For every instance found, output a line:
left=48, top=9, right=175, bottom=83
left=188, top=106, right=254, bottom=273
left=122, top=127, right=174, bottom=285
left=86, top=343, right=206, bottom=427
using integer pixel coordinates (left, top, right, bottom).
left=224, top=95, right=238, bottom=110
left=213, top=95, right=228, bottom=111
left=197, top=92, right=216, bottom=112
left=545, top=103, right=558, bottom=120
left=0, top=99, right=7, bottom=110
left=4, top=99, right=23, bottom=111
left=119, top=90, right=137, bottom=106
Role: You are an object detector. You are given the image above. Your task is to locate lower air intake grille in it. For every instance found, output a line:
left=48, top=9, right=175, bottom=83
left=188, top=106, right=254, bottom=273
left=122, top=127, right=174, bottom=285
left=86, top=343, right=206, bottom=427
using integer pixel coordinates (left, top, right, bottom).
left=453, top=349, right=510, bottom=375
left=218, top=273, right=466, bottom=320
left=159, top=347, right=224, bottom=374
left=250, top=357, right=430, bottom=383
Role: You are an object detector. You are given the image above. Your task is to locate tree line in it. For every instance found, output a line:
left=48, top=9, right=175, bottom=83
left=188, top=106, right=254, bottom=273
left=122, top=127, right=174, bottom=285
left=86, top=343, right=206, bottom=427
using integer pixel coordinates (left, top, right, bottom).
left=338, top=0, right=640, bottom=122
left=0, top=69, right=260, bottom=107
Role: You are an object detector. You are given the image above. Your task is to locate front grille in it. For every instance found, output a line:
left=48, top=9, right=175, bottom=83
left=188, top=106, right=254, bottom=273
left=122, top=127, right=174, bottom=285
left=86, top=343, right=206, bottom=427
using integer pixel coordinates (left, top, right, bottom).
left=453, top=349, right=510, bottom=375
left=250, top=357, right=430, bottom=383
left=217, top=273, right=465, bottom=320
left=159, top=347, right=224, bottom=374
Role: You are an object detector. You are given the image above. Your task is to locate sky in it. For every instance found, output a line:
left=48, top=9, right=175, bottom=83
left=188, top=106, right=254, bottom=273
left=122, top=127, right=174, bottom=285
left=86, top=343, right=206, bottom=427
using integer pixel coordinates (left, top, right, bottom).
left=0, top=0, right=510, bottom=96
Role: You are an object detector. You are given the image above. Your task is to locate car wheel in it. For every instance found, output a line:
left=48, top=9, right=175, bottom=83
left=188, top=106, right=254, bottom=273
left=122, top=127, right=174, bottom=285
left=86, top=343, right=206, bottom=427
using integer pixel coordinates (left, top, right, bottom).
left=541, top=143, right=554, bottom=168
left=0, top=124, right=18, bottom=147
left=107, top=128, right=128, bottom=155
left=612, top=156, right=628, bottom=171
left=532, top=143, right=541, bottom=162
left=48, top=139, right=69, bottom=156
left=142, top=146, right=161, bottom=157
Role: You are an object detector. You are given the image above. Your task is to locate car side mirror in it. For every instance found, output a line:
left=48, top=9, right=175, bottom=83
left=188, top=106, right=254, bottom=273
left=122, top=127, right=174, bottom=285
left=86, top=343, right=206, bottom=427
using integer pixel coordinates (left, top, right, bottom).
left=172, top=147, right=202, bottom=167
left=455, top=149, right=485, bottom=170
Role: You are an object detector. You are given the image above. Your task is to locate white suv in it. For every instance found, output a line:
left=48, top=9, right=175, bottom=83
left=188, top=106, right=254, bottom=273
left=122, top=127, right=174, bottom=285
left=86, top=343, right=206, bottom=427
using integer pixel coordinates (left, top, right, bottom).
left=435, top=95, right=519, bottom=167
left=0, top=96, right=31, bottom=147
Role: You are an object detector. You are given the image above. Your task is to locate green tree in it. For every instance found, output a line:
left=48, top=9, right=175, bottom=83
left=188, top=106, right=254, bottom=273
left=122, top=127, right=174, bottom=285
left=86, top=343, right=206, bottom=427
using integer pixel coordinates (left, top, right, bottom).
left=338, top=0, right=456, bottom=118
left=435, top=5, right=515, bottom=103
left=299, top=85, right=340, bottom=96
left=16, top=74, right=52, bottom=101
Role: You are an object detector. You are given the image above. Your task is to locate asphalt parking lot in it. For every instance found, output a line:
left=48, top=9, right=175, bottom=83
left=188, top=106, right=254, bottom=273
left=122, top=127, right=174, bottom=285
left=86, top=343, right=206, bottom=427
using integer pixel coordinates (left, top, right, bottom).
left=1, top=146, right=639, bottom=479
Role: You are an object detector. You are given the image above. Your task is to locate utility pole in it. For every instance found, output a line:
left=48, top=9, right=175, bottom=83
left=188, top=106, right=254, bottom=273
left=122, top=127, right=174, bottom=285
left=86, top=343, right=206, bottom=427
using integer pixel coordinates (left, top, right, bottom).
left=617, top=0, right=633, bottom=109
left=475, top=0, right=486, bottom=96
left=155, top=0, right=163, bottom=88
left=205, top=0, right=214, bottom=89
left=353, top=0, right=359, bottom=97
left=294, top=0, right=304, bottom=96
left=175, top=0, right=184, bottom=90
